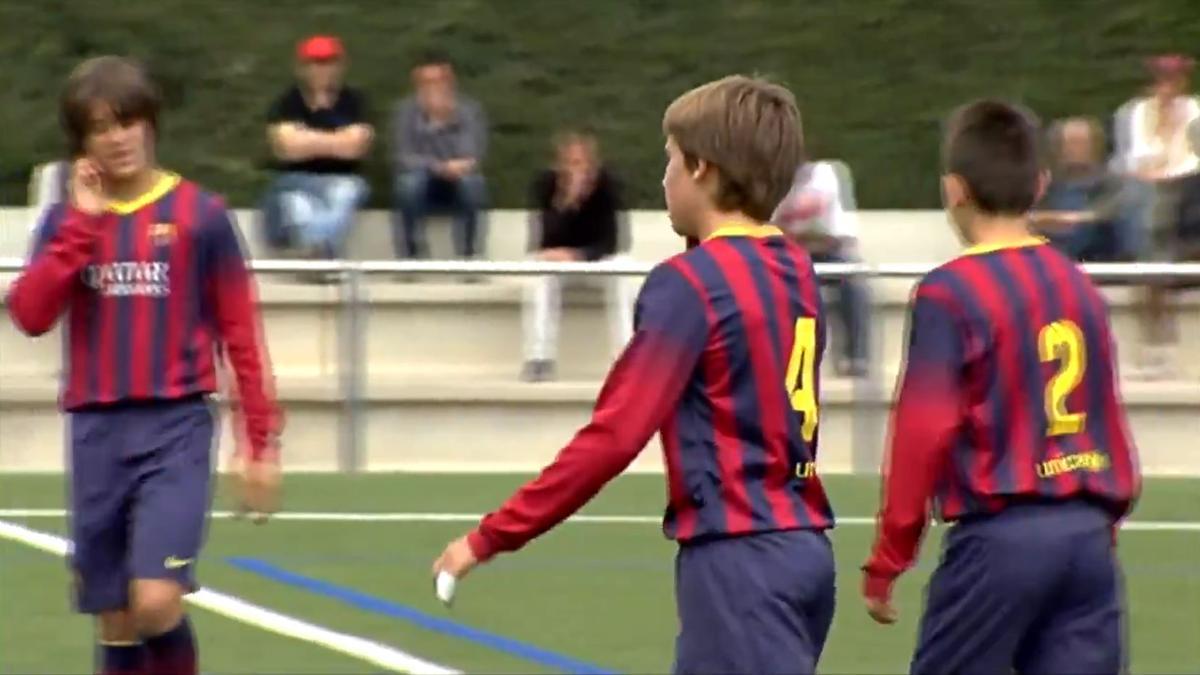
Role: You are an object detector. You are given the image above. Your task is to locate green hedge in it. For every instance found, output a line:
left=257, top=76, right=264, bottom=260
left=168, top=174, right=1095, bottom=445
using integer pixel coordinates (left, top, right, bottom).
left=2, top=0, right=1197, bottom=208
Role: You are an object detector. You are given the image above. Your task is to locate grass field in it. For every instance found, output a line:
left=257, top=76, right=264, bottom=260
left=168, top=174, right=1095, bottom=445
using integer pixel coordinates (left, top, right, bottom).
left=2, top=473, right=1198, bottom=674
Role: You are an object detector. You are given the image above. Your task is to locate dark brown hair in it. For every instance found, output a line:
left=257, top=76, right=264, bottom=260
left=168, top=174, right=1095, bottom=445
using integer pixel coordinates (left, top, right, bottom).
left=663, top=75, right=804, bottom=222
left=944, top=99, right=1042, bottom=215
left=60, top=56, right=161, bottom=156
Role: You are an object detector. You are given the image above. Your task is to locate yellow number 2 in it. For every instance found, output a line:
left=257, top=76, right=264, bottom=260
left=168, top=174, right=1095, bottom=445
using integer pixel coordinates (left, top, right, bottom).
left=1038, top=319, right=1087, bottom=437
left=785, top=317, right=819, bottom=443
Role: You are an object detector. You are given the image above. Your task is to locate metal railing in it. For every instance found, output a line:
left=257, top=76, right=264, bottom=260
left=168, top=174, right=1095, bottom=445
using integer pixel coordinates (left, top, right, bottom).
left=5, top=257, right=1200, bottom=278
left=2, top=257, right=1198, bottom=472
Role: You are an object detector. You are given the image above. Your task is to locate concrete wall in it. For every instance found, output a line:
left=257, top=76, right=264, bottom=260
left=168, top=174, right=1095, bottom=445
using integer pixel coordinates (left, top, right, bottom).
left=1, top=207, right=1196, bottom=475
left=0, top=207, right=961, bottom=265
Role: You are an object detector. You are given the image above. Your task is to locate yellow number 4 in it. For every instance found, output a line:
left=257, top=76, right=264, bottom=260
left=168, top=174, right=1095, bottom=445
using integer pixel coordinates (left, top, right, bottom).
left=1038, top=319, right=1087, bottom=437
left=785, top=317, right=819, bottom=442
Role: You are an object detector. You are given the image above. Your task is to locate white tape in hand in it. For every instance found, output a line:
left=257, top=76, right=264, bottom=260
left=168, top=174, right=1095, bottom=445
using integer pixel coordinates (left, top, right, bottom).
left=435, top=570, right=457, bottom=606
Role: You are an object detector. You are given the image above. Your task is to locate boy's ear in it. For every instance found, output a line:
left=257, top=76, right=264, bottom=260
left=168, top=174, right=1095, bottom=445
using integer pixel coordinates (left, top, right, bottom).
left=1034, top=169, right=1050, bottom=205
left=941, top=173, right=970, bottom=209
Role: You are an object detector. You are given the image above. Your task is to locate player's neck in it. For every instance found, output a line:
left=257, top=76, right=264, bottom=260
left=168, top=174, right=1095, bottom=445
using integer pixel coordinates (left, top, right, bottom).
left=105, top=167, right=164, bottom=205
left=967, top=214, right=1035, bottom=248
left=694, top=209, right=762, bottom=241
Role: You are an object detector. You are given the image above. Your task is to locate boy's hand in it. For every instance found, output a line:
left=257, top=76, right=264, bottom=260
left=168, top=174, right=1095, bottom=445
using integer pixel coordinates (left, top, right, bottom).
left=432, top=535, right=480, bottom=580
left=71, top=159, right=106, bottom=215
left=236, top=455, right=281, bottom=523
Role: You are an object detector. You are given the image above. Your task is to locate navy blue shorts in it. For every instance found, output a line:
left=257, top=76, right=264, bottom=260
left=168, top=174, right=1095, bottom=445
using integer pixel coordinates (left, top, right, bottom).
left=674, top=529, right=836, bottom=675
left=68, top=396, right=217, bottom=614
left=913, top=501, right=1126, bottom=675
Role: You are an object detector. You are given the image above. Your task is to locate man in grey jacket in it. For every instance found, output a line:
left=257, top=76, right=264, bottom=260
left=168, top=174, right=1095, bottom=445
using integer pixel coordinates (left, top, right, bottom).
left=391, top=51, right=488, bottom=259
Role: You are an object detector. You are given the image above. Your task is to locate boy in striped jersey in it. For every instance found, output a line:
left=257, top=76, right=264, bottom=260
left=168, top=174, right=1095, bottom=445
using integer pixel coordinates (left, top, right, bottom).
left=6, top=56, right=282, bottom=675
left=862, top=100, right=1140, bottom=674
left=434, top=75, right=836, bottom=674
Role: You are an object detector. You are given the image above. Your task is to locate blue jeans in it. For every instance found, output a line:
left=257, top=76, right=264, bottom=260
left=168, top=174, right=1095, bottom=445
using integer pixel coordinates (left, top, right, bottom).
left=266, top=173, right=367, bottom=258
left=812, top=250, right=870, bottom=366
left=393, top=170, right=487, bottom=258
left=1043, top=178, right=1143, bottom=262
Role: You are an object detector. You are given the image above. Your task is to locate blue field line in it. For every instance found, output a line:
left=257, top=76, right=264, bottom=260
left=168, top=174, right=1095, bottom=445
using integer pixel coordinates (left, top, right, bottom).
left=225, top=556, right=616, bottom=675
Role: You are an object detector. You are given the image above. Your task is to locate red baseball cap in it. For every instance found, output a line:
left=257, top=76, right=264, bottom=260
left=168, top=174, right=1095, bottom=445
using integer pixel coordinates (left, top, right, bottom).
left=297, top=35, right=344, bottom=62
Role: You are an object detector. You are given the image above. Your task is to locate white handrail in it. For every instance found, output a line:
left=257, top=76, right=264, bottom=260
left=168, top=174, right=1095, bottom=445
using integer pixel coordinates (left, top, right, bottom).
left=1, top=257, right=1199, bottom=280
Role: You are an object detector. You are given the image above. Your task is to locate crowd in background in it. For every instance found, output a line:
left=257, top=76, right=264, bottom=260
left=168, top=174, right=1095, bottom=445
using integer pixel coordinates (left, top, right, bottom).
left=24, top=38, right=1200, bottom=382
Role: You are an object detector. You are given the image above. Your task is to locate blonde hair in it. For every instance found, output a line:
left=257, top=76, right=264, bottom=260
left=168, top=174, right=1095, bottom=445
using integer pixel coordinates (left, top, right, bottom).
left=663, top=75, right=804, bottom=221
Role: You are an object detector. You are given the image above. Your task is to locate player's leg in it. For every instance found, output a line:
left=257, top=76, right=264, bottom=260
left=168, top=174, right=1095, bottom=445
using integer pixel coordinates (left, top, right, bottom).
left=127, top=398, right=217, bottom=675
left=673, top=539, right=751, bottom=674
left=1015, top=505, right=1125, bottom=675
left=767, top=529, right=837, bottom=670
left=673, top=530, right=835, bottom=675
left=68, top=411, right=142, bottom=673
left=910, top=514, right=1060, bottom=675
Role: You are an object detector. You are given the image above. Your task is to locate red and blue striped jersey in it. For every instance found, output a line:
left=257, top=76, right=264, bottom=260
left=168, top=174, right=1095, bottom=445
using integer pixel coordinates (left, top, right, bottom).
left=468, top=224, right=834, bottom=561
left=865, top=238, right=1141, bottom=584
left=5, top=173, right=280, bottom=459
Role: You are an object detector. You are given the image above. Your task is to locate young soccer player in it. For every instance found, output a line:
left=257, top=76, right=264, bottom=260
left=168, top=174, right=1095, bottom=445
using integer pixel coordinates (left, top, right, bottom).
left=5, top=56, right=282, bottom=675
left=862, top=100, right=1141, bottom=674
left=433, top=75, right=836, bottom=674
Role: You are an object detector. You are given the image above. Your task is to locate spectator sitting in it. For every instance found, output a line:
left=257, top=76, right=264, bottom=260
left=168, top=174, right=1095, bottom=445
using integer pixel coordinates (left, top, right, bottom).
left=1032, top=117, right=1138, bottom=261
left=772, top=159, right=871, bottom=378
left=391, top=51, right=488, bottom=260
left=263, top=35, right=372, bottom=260
left=521, top=130, right=634, bottom=382
left=29, top=161, right=70, bottom=219
left=1123, top=54, right=1200, bottom=378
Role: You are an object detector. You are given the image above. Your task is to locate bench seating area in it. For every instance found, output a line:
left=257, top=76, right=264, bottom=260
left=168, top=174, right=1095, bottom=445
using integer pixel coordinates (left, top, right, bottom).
left=0, top=208, right=1196, bottom=475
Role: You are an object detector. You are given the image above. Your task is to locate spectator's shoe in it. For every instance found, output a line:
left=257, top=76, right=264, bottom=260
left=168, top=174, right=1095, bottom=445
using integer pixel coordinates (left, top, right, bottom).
left=521, top=360, right=556, bottom=383
left=837, top=358, right=869, bottom=379
left=1132, top=345, right=1175, bottom=381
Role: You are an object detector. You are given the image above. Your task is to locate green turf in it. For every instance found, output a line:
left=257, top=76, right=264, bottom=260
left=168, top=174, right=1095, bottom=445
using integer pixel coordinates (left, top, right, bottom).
left=2, top=474, right=1199, bottom=673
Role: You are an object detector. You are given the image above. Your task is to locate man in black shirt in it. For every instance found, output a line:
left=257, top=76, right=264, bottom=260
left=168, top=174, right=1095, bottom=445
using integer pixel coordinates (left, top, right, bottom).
left=263, top=35, right=373, bottom=259
left=521, top=131, right=634, bottom=382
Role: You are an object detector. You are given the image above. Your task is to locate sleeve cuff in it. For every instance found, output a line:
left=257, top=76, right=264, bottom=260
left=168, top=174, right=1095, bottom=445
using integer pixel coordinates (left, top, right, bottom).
left=467, top=528, right=498, bottom=563
left=862, top=571, right=896, bottom=603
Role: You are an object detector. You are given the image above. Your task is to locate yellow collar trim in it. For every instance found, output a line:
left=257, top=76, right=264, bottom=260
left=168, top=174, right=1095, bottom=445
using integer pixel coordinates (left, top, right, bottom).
left=962, top=236, right=1047, bottom=256
left=108, top=172, right=180, bottom=215
left=704, top=223, right=784, bottom=241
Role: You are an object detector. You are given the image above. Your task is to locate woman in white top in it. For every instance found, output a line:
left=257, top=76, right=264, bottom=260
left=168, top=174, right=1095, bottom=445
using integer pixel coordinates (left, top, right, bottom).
left=1127, top=54, right=1199, bottom=255
left=1123, top=54, right=1199, bottom=378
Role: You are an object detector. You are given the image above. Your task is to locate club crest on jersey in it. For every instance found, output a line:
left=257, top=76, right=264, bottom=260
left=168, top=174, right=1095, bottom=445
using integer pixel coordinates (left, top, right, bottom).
left=149, top=222, right=176, bottom=245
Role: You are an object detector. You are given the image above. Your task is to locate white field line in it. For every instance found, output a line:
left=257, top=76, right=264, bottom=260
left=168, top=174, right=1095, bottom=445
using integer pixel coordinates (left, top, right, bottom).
left=0, top=519, right=459, bottom=675
left=1, top=509, right=1197, bottom=531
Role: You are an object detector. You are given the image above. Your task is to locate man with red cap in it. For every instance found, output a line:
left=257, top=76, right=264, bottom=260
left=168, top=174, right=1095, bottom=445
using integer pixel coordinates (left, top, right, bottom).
left=263, top=34, right=374, bottom=267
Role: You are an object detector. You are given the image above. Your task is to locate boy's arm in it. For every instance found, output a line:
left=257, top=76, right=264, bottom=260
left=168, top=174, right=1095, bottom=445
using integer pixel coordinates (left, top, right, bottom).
left=467, top=264, right=708, bottom=561
left=863, top=287, right=965, bottom=602
left=6, top=205, right=98, bottom=336
left=202, top=201, right=282, bottom=461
